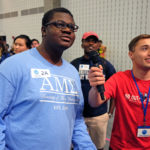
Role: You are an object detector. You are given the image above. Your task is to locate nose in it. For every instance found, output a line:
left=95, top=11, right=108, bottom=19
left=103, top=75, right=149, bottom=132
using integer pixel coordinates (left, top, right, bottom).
left=148, top=49, right=150, bottom=55
left=15, top=45, right=19, bottom=49
left=14, top=44, right=20, bottom=50
left=61, top=27, right=72, bottom=34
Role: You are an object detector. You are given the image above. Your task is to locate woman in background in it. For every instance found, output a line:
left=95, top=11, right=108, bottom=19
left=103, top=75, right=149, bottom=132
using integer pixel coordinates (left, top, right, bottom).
left=13, top=34, right=31, bottom=54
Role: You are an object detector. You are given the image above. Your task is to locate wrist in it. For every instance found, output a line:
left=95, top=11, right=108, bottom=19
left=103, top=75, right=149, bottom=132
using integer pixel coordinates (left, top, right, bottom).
left=108, top=113, right=113, bottom=118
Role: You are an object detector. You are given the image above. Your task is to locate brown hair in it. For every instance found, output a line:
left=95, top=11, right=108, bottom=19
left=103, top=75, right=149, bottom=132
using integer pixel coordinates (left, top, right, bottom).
left=128, top=34, right=150, bottom=51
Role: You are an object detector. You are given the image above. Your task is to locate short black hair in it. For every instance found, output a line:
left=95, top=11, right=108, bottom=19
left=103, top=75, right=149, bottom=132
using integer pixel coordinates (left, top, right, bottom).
left=42, top=7, right=73, bottom=26
left=128, top=34, right=150, bottom=51
left=14, top=35, right=31, bottom=49
left=31, top=39, right=39, bottom=44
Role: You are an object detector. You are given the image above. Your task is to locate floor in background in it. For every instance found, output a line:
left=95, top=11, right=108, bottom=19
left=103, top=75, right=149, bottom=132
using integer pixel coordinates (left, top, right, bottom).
left=104, top=115, right=114, bottom=150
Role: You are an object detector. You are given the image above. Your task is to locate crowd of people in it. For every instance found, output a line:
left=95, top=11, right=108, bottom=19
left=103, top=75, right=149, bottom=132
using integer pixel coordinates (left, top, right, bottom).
left=0, top=35, right=40, bottom=63
left=0, top=7, right=150, bottom=150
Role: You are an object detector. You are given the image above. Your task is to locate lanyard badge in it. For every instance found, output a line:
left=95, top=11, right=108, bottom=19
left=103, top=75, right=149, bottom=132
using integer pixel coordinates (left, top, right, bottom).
left=137, top=126, right=150, bottom=137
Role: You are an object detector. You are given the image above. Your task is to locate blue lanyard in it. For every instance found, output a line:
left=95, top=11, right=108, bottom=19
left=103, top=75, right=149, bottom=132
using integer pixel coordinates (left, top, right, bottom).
left=131, top=71, right=150, bottom=125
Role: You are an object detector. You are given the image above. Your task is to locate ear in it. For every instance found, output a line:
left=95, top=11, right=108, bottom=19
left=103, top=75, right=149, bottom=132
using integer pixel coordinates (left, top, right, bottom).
left=41, top=26, right=46, bottom=37
left=81, top=43, right=83, bottom=49
left=128, top=51, right=134, bottom=60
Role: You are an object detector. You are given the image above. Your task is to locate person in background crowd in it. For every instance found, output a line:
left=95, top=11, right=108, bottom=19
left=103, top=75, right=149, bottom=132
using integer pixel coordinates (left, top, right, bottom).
left=0, top=42, right=10, bottom=63
left=0, top=7, right=96, bottom=150
left=0, top=37, right=5, bottom=57
left=88, top=34, right=150, bottom=150
left=9, top=47, right=15, bottom=56
left=5, top=43, right=10, bottom=51
left=0, top=45, right=2, bottom=58
left=31, top=39, right=40, bottom=48
left=71, top=31, right=116, bottom=150
left=97, top=40, right=107, bottom=58
left=13, top=34, right=31, bottom=54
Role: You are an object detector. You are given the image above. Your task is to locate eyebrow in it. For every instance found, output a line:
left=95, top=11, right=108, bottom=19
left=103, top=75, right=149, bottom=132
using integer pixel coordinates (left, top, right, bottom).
left=140, top=45, right=149, bottom=47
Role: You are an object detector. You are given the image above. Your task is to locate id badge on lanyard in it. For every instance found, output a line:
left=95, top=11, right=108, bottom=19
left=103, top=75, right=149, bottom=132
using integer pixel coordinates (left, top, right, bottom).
left=131, top=71, right=150, bottom=137
left=137, top=126, right=150, bottom=137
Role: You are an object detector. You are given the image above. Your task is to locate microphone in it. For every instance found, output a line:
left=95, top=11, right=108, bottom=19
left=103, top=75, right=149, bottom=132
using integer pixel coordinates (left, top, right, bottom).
left=88, top=50, right=105, bottom=100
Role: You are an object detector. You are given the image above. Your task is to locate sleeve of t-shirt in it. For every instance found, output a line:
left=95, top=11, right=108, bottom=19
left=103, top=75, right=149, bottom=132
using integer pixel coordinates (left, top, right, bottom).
left=72, top=104, right=96, bottom=150
left=71, top=76, right=96, bottom=150
left=104, top=74, right=117, bottom=100
left=0, top=73, right=15, bottom=150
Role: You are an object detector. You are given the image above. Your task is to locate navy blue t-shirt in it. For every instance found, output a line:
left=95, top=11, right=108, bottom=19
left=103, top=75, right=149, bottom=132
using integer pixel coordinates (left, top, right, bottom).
left=71, top=56, right=116, bottom=117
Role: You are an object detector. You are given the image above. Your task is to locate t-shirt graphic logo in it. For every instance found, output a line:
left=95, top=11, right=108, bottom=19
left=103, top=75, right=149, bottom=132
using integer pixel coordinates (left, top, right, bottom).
left=40, top=74, right=80, bottom=105
left=79, top=64, right=89, bottom=80
left=31, top=69, right=51, bottom=78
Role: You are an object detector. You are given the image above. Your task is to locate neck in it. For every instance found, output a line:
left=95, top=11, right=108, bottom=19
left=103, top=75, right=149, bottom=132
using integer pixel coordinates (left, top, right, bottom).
left=37, top=44, right=63, bottom=66
left=132, top=67, right=150, bottom=80
left=84, top=54, right=89, bottom=59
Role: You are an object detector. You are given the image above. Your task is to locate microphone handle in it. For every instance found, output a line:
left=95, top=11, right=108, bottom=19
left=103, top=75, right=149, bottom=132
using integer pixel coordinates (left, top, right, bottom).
left=93, top=63, right=105, bottom=100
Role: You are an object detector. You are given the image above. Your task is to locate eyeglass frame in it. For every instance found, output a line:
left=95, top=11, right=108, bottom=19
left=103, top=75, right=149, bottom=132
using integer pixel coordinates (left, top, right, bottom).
left=44, top=20, right=79, bottom=32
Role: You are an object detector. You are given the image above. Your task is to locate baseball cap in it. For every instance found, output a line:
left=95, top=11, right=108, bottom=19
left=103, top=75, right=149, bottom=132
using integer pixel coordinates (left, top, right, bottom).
left=82, top=31, right=99, bottom=40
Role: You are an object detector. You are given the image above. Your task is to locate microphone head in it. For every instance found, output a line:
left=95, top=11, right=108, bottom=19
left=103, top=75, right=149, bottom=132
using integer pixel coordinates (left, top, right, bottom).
left=88, top=50, right=100, bottom=64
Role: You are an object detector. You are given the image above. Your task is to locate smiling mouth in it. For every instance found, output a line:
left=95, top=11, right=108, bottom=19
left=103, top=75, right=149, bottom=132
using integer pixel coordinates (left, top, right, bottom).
left=145, top=58, right=150, bottom=63
left=88, top=48, right=96, bottom=52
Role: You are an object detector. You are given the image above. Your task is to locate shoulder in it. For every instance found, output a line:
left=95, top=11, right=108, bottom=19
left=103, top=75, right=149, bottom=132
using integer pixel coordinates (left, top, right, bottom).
left=63, top=59, right=79, bottom=72
left=2, top=49, right=32, bottom=64
left=103, top=59, right=115, bottom=70
left=117, top=70, right=131, bottom=76
left=102, top=58, right=114, bottom=67
left=111, top=70, right=131, bottom=79
left=105, top=70, right=131, bottom=89
left=101, top=58, right=116, bottom=79
left=63, top=59, right=81, bottom=82
left=0, top=49, right=33, bottom=77
left=70, top=57, right=84, bottom=70
left=71, top=57, right=83, bottom=64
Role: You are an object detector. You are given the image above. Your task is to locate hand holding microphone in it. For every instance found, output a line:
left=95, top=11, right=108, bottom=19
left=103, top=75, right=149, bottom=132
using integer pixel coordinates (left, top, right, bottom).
left=88, top=50, right=105, bottom=100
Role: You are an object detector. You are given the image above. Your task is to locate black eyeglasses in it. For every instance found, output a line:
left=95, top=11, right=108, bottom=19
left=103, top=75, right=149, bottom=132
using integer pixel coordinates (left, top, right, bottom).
left=45, top=20, right=79, bottom=32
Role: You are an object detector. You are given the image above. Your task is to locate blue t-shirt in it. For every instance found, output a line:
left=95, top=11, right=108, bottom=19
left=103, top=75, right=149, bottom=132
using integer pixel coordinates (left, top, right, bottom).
left=0, top=48, right=96, bottom=150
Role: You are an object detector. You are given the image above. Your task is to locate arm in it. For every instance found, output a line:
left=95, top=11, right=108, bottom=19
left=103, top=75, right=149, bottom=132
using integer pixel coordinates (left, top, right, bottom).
left=0, top=73, right=14, bottom=150
left=72, top=74, right=96, bottom=150
left=72, top=106, right=96, bottom=150
left=108, top=98, right=115, bottom=118
left=88, top=66, right=107, bottom=107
